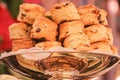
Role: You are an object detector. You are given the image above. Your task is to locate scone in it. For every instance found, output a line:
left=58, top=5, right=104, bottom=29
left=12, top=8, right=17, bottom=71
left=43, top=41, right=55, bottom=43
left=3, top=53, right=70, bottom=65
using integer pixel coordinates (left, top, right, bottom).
left=78, top=4, right=99, bottom=15
left=78, top=4, right=108, bottom=26
left=12, top=38, right=35, bottom=51
left=63, top=33, right=90, bottom=51
left=17, top=3, right=45, bottom=24
left=80, top=13, right=99, bottom=26
left=9, top=23, right=31, bottom=39
left=50, top=2, right=80, bottom=24
left=84, top=24, right=110, bottom=43
left=30, top=17, right=58, bottom=41
left=98, top=9, right=108, bottom=26
left=78, top=4, right=99, bottom=25
left=90, top=41, right=117, bottom=54
left=59, top=20, right=84, bottom=41
left=35, top=41, right=61, bottom=50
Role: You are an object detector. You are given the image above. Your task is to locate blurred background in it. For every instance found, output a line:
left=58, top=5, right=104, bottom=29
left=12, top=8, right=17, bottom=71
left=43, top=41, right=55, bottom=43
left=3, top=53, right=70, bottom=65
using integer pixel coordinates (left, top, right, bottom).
left=0, top=0, right=120, bottom=80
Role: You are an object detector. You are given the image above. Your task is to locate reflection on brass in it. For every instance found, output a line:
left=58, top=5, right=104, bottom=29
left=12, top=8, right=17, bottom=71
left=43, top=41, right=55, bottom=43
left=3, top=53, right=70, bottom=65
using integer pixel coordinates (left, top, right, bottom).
left=2, top=52, right=120, bottom=79
left=33, top=52, right=114, bottom=79
left=33, top=52, right=115, bottom=79
left=34, top=55, right=88, bottom=72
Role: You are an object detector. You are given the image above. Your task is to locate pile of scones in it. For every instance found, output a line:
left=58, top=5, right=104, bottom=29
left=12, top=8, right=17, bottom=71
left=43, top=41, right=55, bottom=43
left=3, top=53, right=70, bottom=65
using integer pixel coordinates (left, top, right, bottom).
left=9, top=2, right=117, bottom=54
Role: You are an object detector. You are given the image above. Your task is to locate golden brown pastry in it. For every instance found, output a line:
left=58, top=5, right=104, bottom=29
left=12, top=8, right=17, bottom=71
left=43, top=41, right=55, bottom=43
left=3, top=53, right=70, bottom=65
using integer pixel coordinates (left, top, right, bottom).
left=98, top=9, right=108, bottom=26
left=90, top=41, right=117, bottom=54
left=84, top=24, right=110, bottom=43
left=9, top=23, right=31, bottom=39
left=63, top=33, right=90, bottom=51
left=78, top=4, right=99, bottom=15
left=12, top=38, right=35, bottom=51
left=35, top=41, right=61, bottom=50
left=43, top=11, right=52, bottom=20
left=50, top=2, right=80, bottom=24
left=80, top=13, right=99, bottom=26
left=30, top=17, right=58, bottom=41
left=78, top=4, right=99, bottom=25
left=106, top=27, right=113, bottom=44
left=17, top=3, right=45, bottom=24
left=59, top=20, right=84, bottom=41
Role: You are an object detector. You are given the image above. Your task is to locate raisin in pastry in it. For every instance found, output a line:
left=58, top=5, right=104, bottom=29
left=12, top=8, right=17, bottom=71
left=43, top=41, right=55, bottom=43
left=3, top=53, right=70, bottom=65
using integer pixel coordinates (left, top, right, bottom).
left=50, top=2, right=80, bottom=24
left=17, top=3, right=45, bottom=24
left=59, top=20, right=84, bottom=41
left=30, top=17, right=58, bottom=41
left=9, top=23, right=31, bottom=39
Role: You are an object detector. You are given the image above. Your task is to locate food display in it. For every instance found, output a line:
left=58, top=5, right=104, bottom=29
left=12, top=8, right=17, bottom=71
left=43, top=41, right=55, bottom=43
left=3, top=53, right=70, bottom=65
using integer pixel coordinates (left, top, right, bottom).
left=7, top=1, right=119, bottom=79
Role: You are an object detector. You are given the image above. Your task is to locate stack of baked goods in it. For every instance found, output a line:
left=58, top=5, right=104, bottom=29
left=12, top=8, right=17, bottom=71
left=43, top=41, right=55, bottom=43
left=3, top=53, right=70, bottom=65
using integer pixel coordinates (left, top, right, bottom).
left=8, top=2, right=118, bottom=72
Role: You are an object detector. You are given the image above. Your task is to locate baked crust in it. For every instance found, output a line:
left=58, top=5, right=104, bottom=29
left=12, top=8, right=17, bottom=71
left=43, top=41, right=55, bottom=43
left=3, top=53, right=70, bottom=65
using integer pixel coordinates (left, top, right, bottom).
left=30, top=17, right=58, bottom=41
left=50, top=2, right=80, bottom=24
left=17, top=3, right=45, bottom=24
